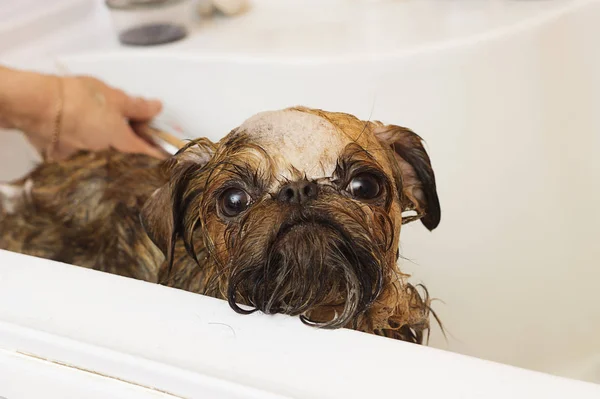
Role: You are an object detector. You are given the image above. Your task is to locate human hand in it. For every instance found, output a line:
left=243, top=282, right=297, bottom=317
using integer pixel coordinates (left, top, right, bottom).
left=27, top=75, right=166, bottom=160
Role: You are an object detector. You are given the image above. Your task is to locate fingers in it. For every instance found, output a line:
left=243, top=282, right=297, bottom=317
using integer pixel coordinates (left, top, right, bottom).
left=62, top=76, right=166, bottom=159
left=120, top=95, right=163, bottom=121
left=77, top=76, right=162, bottom=121
left=113, top=124, right=168, bottom=159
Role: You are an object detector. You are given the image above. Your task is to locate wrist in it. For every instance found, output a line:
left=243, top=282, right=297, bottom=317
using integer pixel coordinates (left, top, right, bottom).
left=0, top=68, right=61, bottom=143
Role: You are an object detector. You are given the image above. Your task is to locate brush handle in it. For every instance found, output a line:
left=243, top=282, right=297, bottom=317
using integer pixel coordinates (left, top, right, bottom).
left=132, top=121, right=187, bottom=156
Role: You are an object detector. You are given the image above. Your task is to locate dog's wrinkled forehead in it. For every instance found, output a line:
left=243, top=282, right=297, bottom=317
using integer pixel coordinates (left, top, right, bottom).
left=233, top=109, right=360, bottom=180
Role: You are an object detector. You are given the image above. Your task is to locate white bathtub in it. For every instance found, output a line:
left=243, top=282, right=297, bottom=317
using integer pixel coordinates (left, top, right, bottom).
left=1, top=0, right=599, bottom=393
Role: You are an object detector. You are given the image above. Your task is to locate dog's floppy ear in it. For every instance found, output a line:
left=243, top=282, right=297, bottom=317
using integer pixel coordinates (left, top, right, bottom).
left=373, top=124, right=441, bottom=230
left=141, top=138, right=216, bottom=257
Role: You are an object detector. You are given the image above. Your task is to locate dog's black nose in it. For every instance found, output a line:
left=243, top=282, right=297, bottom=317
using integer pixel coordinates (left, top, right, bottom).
left=277, top=180, right=318, bottom=204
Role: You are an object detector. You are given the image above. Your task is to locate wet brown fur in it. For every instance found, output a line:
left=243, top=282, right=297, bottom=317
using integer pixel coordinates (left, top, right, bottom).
left=0, top=107, right=441, bottom=344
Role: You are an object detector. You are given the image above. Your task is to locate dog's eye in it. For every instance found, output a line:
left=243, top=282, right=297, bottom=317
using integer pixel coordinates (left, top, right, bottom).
left=219, top=188, right=250, bottom=217
left=347, top=173, right=381, bottom=200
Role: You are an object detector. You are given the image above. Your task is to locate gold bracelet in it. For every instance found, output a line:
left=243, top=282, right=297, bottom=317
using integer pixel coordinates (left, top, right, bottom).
left=44, top=76, right=64, bottom=161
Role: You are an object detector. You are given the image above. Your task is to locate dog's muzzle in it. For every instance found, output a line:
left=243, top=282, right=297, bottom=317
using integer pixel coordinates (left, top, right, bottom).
left=227, top=209, right=384, bottom=328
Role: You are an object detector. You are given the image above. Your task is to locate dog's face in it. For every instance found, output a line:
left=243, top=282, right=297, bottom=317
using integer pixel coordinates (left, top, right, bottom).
left=142, top=107, right=440, bottom=339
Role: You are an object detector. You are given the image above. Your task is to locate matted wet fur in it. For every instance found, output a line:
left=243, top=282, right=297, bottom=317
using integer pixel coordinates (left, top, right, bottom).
left=0, top=107, right=441, bottom=343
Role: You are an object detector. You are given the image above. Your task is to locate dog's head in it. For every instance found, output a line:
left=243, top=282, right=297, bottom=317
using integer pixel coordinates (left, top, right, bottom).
left=142, top=107, right=440, bottom=341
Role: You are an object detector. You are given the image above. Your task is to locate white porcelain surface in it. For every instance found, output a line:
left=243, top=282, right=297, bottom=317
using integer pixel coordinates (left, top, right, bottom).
left=0, top=0, right=595, bottom=63
left=1, top=250, right=599, bottom=398
left=0, top=0, right=599, bottom=393
left=0, top=0, right=92, bottom=53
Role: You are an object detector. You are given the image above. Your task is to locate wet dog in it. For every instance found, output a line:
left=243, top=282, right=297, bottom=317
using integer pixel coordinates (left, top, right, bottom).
left=0, top=107, right=440, bottom=343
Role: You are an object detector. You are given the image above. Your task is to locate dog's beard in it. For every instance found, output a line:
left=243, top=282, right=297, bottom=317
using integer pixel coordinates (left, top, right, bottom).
left=166, top=178, right=431, bottom=342
left=224, top=204, right=391, bottom=329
